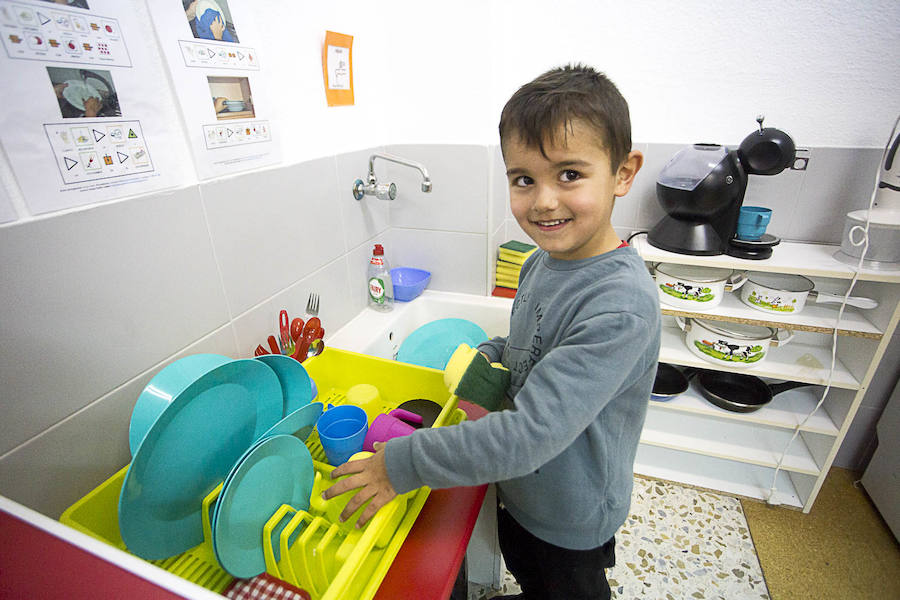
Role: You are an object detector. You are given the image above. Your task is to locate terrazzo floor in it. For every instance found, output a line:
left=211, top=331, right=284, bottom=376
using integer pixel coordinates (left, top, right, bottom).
left=473, top=476, right=769, bottom=599
left=472, top=468, right=900, bottom=600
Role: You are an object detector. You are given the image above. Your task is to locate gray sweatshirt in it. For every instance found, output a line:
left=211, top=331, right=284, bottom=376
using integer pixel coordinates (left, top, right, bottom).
left=384, top=245, right=660, bottom=549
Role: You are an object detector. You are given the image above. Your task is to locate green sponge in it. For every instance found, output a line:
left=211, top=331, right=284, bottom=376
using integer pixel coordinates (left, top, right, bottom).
left=443, top=343, right=511, bottom=412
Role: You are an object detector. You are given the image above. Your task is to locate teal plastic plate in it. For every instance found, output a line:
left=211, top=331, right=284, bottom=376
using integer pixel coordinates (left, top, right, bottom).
left=397, top=318, right=488, bottom=370
left=261, top=401, right=324, bottom=442
left=254, top=354, right=314, bottom=417
left=212, top=434, right=314, bottom=578
left=118, top=359, right=283, bottom=560
left=129, top=354, right=232, bottom=456
left=215, top=402, right=324, bottom=504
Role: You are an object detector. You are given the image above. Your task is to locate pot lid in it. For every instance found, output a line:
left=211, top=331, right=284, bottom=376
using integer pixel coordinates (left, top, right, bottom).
left=655, top=263, right=733, bottom=282
left=693, top=317, right=776, bottom=341
left=846, top=208, right=900, bottom=229
left=747, top=272, right=814, bottom=293
left=657, top=144, right=729, bottom=191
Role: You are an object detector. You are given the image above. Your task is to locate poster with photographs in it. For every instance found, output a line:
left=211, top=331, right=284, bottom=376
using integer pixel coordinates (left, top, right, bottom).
left=149, top=1, right=280, bottom=179
left=0, top=0, right=191, bottom=215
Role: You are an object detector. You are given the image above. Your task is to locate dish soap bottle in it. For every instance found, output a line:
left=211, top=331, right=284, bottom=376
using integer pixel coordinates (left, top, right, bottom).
left=367, top=244, right=394, bottom=311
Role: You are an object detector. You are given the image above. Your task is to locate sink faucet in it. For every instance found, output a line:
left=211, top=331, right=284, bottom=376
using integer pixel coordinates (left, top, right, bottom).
left=352, top=153, right=432, bottom=201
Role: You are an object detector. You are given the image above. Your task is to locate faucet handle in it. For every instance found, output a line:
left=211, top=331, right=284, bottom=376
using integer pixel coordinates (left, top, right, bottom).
left=375, top=182, right=397, bottom=201
left=352, top=178, right=366, bottom=201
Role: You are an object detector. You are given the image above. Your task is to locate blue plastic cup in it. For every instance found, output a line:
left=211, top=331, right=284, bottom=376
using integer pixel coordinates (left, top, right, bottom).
left=316, top=404, right=369, bottom=466
left=736, top=206, right=772, bottom=241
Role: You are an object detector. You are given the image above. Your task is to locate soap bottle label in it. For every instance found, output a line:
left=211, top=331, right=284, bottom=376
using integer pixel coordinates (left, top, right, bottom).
left=368, top=277, right=386, bottom=303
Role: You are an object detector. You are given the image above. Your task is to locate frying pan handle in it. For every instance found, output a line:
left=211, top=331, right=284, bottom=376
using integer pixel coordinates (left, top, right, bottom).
left=809, top=290, right=879, bottom=310
left=768, top=381, right=812, bottom=396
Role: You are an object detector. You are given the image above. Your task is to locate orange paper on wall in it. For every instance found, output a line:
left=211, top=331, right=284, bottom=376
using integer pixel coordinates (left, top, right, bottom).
left=322, top=31, right=354, bottom=106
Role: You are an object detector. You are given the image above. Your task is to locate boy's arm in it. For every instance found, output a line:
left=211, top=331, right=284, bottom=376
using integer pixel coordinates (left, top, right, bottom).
left=384, top=309, right=657, bottom=492
left=325, top=308, right=656, bottom=525
left=477, top=336, right=506, bottom=363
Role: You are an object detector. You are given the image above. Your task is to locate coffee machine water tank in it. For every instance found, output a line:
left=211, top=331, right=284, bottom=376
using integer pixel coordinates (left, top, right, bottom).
left=648, top=144, right=748, bottom=255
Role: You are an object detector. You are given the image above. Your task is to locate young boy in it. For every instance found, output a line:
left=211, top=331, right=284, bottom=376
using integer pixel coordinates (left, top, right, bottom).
left=324, top=64, right=661, bottom=600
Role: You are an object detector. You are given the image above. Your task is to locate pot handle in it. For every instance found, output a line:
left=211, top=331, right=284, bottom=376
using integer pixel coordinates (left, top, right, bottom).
left=725, top=270, right=748, bottom=292
left=771, top=328, right=794, bottom=347
left=674, top=315, right=691, bottom=333
left=809, top=290, right=879, bottom=310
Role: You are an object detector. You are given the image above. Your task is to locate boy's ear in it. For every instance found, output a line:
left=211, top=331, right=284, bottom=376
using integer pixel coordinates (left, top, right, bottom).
left=614, top=150, right=644, bottom=197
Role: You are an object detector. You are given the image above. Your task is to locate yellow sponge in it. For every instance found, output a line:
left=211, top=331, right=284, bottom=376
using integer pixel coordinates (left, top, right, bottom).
left=443, top=343, right=511, bottom=411
left=498, top=240, right=537, bottom=265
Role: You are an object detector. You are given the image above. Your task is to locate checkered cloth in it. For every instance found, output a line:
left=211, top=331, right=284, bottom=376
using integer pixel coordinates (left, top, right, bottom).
left=224, top=573, right=311, bottom=600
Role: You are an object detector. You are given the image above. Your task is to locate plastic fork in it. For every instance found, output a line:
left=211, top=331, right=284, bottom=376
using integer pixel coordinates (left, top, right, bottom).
left=306, top=292, right=320, bottom=317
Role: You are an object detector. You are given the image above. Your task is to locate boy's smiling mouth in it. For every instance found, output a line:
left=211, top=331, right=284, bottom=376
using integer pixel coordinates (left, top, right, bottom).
left=533, top=218, right=572, bottom=231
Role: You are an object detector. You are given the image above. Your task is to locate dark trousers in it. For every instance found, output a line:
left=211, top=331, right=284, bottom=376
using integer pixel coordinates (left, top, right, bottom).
left=497, top=504, right=615, bottom=600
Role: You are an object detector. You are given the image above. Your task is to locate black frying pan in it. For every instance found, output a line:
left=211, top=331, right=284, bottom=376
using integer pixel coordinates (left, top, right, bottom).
left=693, top=369, right=812, bottom=413
left=652, top=363, right=689, bottom=401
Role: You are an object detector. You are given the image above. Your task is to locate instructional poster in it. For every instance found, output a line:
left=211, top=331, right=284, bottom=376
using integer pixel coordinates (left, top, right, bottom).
left=0, top=0, right=190, bottom=215
left=322, top=30, right=353, bottom=107
left=148, top=0, right=281, bottom=179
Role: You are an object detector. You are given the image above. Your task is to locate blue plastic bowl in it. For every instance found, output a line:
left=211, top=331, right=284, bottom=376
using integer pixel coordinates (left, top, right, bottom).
left=391, top=267, right=431, bottom=302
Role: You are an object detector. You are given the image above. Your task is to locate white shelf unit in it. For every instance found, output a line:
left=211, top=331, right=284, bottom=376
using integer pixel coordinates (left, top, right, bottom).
left=633, top=236, right=900, bottom=512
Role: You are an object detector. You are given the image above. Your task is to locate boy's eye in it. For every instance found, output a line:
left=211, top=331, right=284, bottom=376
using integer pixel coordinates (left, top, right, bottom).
left=559, top=169, right=581, bottom=182
left=512, top=175, right=533, bottom=187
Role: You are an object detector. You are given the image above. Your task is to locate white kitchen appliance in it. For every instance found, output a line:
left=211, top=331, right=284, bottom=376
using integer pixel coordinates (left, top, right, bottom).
left=835, top=115, right=900, bottom=268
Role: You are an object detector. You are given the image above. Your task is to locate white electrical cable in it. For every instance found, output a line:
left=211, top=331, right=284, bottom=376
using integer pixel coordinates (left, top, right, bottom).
left=765, top=114, right=900, bottom=506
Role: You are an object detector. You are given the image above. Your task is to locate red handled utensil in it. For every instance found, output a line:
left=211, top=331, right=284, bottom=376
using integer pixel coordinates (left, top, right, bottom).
left=292, top=325, right=325, bottom=362
left=267, top=335, right=280, bottom=355
left=279, top=310, right=295, bottom=355
left=290, top=317, right=305, bottom=341
left=302, top=318, right=321, bottom=337
left=254, top=344, right=268, bottom=356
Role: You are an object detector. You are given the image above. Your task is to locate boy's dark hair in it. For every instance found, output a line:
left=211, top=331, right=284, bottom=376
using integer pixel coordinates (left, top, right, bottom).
left=499, top=64, right=632, bottom=172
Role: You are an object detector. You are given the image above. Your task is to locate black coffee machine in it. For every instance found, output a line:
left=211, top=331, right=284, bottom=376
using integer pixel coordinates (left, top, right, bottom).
left=647, top=117, right=795, bottom=258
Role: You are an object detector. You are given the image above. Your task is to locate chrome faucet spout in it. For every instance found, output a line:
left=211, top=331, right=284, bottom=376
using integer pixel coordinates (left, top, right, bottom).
left=368, top=153, right=432, bottom=192
left=353, top=153, right=433, bottom=201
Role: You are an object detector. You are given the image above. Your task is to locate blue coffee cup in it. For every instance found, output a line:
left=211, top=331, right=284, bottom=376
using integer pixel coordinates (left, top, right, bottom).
left=736, top=206, right=772, bottom=241
left=316, top=404, right=369, bottom=466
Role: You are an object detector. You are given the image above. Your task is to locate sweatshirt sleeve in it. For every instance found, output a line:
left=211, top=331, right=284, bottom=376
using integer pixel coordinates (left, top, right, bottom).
left=477, top=336, right=506, bottom=362
left=384, top=308, right=655, bottom=494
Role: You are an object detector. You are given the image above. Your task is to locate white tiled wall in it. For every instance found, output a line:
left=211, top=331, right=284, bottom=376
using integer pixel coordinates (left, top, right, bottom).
left=0, top=187, right=230, bottom=456
left=0, top=141, right=894, bottom=518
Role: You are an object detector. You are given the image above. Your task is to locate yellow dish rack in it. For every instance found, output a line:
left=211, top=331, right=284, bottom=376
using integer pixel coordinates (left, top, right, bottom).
left=60, top=348, right=466, bottom=599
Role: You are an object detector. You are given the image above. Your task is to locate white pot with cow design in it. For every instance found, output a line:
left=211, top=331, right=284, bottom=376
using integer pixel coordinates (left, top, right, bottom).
left=675, top=316, right=793, bottom=368
left=651, top=263, right=747, bottom=311
left=739, top=272, right=878, bottom=315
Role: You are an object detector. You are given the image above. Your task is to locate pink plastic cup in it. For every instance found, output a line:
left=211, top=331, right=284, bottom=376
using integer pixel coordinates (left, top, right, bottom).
left=363, top=409, right=423, bottom=451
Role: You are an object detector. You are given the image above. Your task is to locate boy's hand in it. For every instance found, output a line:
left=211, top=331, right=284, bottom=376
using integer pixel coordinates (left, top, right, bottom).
left=322, top=442, right=397, bottom=527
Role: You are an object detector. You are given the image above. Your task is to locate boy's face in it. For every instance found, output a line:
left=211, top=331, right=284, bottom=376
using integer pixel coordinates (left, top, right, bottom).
left=504, top=121, right=640, bottom=261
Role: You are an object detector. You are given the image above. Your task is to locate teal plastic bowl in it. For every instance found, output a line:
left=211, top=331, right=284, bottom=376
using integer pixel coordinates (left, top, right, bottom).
left=391, top=267, right=431, bottom=302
